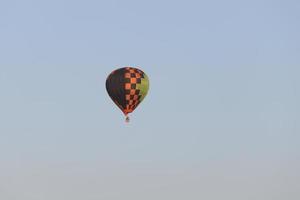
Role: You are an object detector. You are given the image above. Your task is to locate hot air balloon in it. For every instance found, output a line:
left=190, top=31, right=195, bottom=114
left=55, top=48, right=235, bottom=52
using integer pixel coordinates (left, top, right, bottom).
left=106, top=67, right=149, bottom=122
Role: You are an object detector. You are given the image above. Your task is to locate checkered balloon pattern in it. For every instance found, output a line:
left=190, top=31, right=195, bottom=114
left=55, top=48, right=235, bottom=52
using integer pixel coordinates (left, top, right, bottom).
left=106, top=67, right=149, bottom=116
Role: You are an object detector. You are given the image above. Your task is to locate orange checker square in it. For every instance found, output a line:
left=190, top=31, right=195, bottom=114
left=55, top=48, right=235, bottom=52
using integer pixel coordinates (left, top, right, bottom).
left=133, top=95, right=139, bottom=100
left=130, top=78, right=137, bottom=83
left=136, top=73, right=141, bottom=78
left=125, top=73, right=131, bottom=78
left=126, top=94, right=131, bottom=100
left=125, top=83, right=131, bottom=90
left=130, top=90, right=136, bottom=95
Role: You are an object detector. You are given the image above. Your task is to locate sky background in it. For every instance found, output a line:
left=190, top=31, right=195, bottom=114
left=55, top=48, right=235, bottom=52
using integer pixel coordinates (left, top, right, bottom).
left=0, top=0, right=299, bottom=199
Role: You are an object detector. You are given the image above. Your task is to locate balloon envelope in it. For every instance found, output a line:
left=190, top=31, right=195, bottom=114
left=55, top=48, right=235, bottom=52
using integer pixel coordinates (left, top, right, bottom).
left=106, top=67, right=149, bottom=118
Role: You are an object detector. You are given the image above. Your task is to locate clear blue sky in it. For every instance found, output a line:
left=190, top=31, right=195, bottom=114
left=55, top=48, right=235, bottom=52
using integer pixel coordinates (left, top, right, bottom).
left=0, top=0, right=299, bottom=199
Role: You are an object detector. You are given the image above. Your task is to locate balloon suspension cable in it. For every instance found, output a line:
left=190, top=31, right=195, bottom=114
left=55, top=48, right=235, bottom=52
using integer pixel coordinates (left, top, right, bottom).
left=125, top=115, right=130, bottom=123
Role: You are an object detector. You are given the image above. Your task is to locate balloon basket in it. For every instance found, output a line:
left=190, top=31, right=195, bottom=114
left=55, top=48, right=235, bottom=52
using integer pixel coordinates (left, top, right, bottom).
left=125, top=116, right=130, bottom=123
